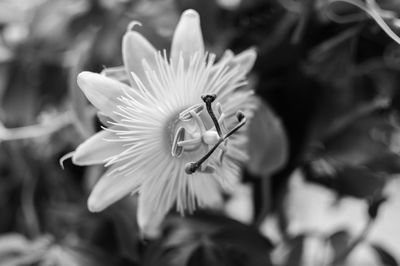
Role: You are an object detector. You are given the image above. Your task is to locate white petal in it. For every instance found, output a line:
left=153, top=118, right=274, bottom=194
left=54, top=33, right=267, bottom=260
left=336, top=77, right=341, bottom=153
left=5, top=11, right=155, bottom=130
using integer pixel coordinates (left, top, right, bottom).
left=231, top=48, right=257, bottom=75
left=122, top=31, right=157, bottom=91
left=77, top=71, right=130, bottom=120
left=72, top=130, right=123, bottom=166
left=137, top=190, right=168, bottom=237
left=217, top=49, right=235, bottom=66
left=87, top=167, right=142, bottom=212
left=191, top=174, right=223, bottom=207
left=170, top=9, right=204, bottom=66
left=96, top=111, right=113, bottom=126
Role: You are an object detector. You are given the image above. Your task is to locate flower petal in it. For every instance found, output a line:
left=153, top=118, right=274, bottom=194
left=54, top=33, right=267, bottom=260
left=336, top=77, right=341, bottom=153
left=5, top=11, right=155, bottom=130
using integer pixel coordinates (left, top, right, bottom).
left=191, top=174, right=223, bottom=207
left=170, top=9, right=204, bottom=66
left=122, top=31, right=157, bottom=91
left=72, top=129, right=124, bottom=166
left=212, top=48, right=256, bottom=78
left=137, top=190, right=168, bottom=237
left=87, top=168, right=142, bottom=212
left=231, top=48, right=257, bottom=75
left=77, top=71, right=130, bottom=120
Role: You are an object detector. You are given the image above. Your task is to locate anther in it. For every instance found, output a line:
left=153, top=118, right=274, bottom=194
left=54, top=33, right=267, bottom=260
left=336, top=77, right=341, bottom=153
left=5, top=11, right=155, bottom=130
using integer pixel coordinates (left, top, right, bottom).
left=201, top=94, right=222, bottom=137
left=185, top=142, right=221, bottom=174
left=236, top=111, right=245, bottom=122
left=216, top=103, right=227, bottom=132
left=171, top=127, right=185, bottom=157
left=201, top=94, right=216, bottom=103
left=185, top=162, right=198, bottom=174
left=179, top=103, right=204, bottom=121
left=224, top=111, right=247, bottom=139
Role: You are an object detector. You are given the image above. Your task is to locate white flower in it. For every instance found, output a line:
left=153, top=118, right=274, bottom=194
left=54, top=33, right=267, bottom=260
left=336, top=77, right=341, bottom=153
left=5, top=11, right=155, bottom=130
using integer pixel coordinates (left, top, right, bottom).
left=69, top=9, right=257, bottom=233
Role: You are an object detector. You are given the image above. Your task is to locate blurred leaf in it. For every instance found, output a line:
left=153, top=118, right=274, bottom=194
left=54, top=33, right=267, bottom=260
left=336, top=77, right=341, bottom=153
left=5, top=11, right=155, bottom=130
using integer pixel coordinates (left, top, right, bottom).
left=42, top=243, right=113, bottom=266
left=315, top=110, right=394, bottom=166
left=0, top=234, right=52, bottom=266
left=305, top=159, right=386, bottom=198
left=211, top=225, right=272, bottom=261
left=364, top=152, right=400, bottom=174
left=106, top=197, right=141, bottom=262
left=247, top=99, right=288, bottom=176
left=29, top=0, right=88, bottom=46
left=134, top=0, right=179, bottom=39
left=143, top=212, right=273, bottom=266
left=186, top=240, right=228, bottom=266
left=67, top=30, right=97, bottom=138
left=329, top=230, right=351, bottom=258
left=371, top=243, right=399, bottom=266
left=305, top=108, right=398, bottom=198
left=306, top=25, right=359, bottom=83
left=368, top=194, right=387, bottom=220
left=284, top=235, right=304, bottom=266
left=0, top=234, right=30, bottom=255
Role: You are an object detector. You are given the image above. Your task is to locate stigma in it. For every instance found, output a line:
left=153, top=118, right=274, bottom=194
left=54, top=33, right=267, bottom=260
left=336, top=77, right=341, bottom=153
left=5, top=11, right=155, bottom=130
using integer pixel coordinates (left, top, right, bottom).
left=171, top=94, right=246, bottom=174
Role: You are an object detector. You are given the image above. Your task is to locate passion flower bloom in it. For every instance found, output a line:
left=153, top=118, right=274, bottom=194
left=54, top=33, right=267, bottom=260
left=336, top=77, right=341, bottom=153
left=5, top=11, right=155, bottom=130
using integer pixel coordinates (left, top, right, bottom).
left=69, top=9, right=257, bottom=232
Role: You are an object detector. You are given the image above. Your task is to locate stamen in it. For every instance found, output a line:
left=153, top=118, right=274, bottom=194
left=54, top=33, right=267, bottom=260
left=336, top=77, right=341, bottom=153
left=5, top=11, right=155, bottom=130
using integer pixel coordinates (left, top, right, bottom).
left=179, top=103, right=204, bottom=121
left=190, top=110, right=207, bottom=134
left=178, top=137, right=202, bottom=151
left=201, top=94, right=223, bottom=137
left=185, top=142, right=221, bottom=174
left=216, top=102, right=228, bottom=132
left=200, top=164, right=216, bottom=174
left=224, top=111, right=246, bottom=139
left=171, top=127, right=185, bottom=157
left=185, top=109, right=247, bottom=174
left=178, top=138, right=201, bottom=147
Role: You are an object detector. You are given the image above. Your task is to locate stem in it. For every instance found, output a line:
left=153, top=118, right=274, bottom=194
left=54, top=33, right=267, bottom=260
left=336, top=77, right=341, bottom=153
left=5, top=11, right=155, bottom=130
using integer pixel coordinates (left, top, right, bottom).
left=0, top=112, right=72, bottom=141
left=328, top=0, right=400, bottom=45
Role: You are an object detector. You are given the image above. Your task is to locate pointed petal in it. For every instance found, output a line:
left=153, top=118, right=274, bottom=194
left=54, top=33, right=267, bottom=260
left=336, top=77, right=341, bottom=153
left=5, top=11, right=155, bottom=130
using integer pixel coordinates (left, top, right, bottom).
left=218, top=49, right=235, bottom=66
left=96, top=111, right=113, bottom=126
left=72, top=129, right=124, bottom=166
left=137, top=190, right=168, bottom=237
left=231, top=48, right=257, bottom=75
left=87, top=168, right=141, bottom=212
left=213, top=48, right=256, bottom=76
left=122, top=31, right=157, bottom=91
left=77, top=71, right=129, bottom=120
left=191, top=174, right=223, bottom=207
left=171, top=9, right=204, bottom=66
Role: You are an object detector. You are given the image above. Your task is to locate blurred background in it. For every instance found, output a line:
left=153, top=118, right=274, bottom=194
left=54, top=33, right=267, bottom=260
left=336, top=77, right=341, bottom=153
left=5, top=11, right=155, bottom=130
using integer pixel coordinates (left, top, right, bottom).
left=1, top=0, right=400, bottom=265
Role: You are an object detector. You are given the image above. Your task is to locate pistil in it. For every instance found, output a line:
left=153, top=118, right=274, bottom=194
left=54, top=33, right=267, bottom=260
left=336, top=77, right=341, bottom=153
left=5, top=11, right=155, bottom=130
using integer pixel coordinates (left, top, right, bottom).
left=185, top=96, right=247, bottom=175
left=201, top=94, right=223, bottom=138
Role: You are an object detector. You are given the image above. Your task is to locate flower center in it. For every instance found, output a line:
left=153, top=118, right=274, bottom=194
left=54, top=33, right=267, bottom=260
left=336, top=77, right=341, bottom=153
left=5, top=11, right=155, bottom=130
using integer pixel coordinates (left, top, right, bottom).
left=171, top=94, right=247, bottom=174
